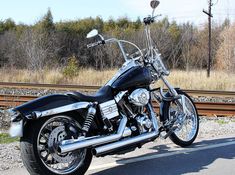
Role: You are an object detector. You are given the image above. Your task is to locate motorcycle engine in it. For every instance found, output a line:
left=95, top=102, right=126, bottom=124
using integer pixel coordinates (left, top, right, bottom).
left=128, top=88, right=152, bottom=133
left=136, top=114, right=152, bottom=133
left=128, top=88, right=150, bottom=107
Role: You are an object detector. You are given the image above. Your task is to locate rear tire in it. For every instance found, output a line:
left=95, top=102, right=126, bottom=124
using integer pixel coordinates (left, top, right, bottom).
left=20, top=115, right=92, bottom=175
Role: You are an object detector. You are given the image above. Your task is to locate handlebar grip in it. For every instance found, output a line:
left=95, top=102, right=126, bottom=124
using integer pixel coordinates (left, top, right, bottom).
left=87, top=40, right=105, bottom=48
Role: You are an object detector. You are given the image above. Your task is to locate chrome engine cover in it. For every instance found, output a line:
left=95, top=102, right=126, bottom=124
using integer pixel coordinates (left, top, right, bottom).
left=136, top=114, right=153, bottom=133
left=99, top=100, right=119, bottom=119
left=128, top=88, right=150, bottom=106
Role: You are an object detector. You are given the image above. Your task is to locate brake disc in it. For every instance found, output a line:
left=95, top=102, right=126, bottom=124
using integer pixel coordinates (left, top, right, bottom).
left=48, top=126, right=76, bottom=163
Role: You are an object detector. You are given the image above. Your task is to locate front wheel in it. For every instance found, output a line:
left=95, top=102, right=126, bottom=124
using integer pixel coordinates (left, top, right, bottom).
left=20, top=115, right=92, bottom=175
left=163, top=90, right=199, bottom=147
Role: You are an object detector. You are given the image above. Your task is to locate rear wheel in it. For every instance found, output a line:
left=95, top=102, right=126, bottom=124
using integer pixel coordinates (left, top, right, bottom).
left=163, top=90, right=199, bottom=147
left=20, top=115, right=92, bottom=175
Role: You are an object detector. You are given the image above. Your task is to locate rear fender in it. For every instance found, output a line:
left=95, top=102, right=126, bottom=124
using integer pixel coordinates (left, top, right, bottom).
left=9, top=94, right=91, bottom=137
left=14, top=94, right=91, bottom=118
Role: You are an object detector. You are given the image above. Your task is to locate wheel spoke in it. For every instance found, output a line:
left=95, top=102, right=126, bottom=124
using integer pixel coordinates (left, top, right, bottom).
left=170, top=95, right=198, bottom=143
left=37, top=116, right=86, bottom=174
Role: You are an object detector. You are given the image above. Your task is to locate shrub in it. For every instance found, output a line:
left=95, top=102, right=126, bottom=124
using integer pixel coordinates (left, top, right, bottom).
left=63, top=56, right=79, bottom=78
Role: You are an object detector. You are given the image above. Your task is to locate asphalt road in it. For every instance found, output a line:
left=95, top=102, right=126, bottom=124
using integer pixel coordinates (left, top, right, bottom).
left=2, top=135, right=235, bottom=175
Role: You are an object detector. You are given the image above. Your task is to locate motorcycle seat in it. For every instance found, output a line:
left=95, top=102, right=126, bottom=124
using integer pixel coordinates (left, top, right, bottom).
left=66, top=85, right=114, bottom=103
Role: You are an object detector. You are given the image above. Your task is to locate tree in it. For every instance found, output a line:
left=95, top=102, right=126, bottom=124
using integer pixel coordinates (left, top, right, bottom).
left=215, top=24, right=235, bottom=72
left=35, top=8, right=55, bottom=32
left=0, top=31, right=24, bottom=68
left=0, top=18, right=16, bottom=33
left=19, top=29, right=58, bottom=71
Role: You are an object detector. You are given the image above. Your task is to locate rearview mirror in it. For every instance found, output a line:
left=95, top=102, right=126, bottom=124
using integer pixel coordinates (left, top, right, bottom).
left=86, top=29, right=98, bottom=39
left=150, top=0, right=160, bottom=9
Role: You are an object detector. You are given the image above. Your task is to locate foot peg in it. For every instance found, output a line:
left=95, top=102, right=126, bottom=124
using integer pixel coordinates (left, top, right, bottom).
left=159, top=126, right=178, bottom=139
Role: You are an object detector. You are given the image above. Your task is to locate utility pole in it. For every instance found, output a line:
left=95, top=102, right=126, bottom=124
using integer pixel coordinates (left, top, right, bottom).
left=203, top=0, right=213, bottom=77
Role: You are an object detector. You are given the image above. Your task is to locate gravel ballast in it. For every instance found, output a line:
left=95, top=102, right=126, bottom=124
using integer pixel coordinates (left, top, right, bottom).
left=0, top=117, right=235, bottom=171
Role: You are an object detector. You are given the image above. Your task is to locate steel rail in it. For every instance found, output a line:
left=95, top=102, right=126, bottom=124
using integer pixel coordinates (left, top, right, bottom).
left=0, top=82, right=234, bottom=97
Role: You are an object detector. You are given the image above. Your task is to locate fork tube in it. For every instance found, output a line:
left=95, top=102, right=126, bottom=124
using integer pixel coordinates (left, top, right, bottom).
left=145, top=27, right=151, bottom=54
left=148, top=28, right=154, bottom=59
left=160, top=76, right=178, bottom=96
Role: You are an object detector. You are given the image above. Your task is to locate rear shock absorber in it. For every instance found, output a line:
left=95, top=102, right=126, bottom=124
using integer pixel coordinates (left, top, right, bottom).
left=82, top=104, right=97, bottom=133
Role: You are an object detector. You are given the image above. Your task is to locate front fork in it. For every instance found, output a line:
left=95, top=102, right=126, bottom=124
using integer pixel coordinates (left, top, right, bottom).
left=151, top=76, right=191, bottom=126
left=160, top=76, right=191, bottom=116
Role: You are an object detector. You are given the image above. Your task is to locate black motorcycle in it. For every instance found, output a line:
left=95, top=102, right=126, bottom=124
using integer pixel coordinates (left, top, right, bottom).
left=8, top=1, right=199, bottom=174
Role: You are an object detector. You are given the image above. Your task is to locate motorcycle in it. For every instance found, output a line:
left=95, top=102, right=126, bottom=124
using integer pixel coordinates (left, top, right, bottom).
left=8, top=1, right=199, bottom=174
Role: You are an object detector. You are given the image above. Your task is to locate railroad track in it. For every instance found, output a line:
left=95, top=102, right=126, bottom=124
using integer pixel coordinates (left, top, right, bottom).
left=0, top=82, right=235, bottom=98
left=0, top=94, right=234, bottom=116
left=0, top=82, right=234, bottom=116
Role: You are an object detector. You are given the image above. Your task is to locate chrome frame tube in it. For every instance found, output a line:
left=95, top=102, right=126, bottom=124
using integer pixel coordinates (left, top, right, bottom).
left=59, top=114, right=127, bottom=153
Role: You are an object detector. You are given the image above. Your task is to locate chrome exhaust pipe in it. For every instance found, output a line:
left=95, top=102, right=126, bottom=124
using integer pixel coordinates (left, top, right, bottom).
left=93, top=130, right=158, bottom=156
left=94, top=107, right=159, bottom=156
left=59, top=115, right=127, bottom=153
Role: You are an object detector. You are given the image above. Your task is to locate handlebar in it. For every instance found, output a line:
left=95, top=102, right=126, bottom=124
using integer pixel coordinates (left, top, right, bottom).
left=143, top=14, right=162, bottom=25
left=87, top=40, right=105, bottom=48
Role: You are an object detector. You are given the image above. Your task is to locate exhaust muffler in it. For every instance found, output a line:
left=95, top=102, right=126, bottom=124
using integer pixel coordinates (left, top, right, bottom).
left=93, top=107, right=159, bottom=156
left=59, top=115, right=127, bottom=153
left=93, top=130, right=158, bottom=156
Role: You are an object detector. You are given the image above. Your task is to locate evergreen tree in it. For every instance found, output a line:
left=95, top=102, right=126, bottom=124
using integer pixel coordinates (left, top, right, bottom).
left=36, top=8, right=55, bottom=32
left=0, top=18, right=16, bottom=33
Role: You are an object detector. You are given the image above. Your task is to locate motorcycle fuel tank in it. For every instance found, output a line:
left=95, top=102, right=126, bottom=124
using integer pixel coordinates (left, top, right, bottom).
left=111, top=66, right=152, bottom=91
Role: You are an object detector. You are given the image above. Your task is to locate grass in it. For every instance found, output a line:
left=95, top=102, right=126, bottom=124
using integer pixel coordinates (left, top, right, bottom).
left=0, top=133, right=19, bottom=144
left=0, top=68, right=234, bottom=91
left=163, top=70, right=235, bottom=91
left=216, top=120, right=229, bottom=125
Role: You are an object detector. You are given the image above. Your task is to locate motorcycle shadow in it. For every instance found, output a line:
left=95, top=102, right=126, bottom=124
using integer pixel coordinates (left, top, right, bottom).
left=89, top=136, right=235, bottom=175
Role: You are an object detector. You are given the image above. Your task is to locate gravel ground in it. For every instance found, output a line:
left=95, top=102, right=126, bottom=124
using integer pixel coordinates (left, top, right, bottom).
left=0, top=110, right=10, bottom=129
left=0, top=142, right=23, bottom=171
left=0, top=117, right=235, bottom=171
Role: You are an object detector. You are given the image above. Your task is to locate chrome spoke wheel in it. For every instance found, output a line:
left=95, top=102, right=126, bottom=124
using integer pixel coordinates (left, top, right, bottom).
left=169, top=95, right=198, bottom=143
left=37, top=116, right=86, bottom=175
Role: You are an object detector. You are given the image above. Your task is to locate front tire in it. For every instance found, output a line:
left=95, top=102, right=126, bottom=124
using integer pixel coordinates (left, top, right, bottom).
left=20, top=115, right=92, bottom=175
left=163, top=90, right=199, bottom=147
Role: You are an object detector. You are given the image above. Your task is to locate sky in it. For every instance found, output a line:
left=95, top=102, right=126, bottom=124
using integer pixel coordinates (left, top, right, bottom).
left=0, top=0, right=234, bottom=26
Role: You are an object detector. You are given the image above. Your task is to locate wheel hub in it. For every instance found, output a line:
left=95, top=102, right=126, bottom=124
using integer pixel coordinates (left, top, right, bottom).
left=48, top=126, right=76, bottom=163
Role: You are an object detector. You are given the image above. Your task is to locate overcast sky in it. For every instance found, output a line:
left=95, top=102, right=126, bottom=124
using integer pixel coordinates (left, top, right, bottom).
left=0, top=0, right=234, bottom=25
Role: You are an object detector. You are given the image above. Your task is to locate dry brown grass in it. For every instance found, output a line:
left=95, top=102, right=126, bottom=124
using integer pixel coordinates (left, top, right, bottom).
left=162, top=70, right=235, bottom=91
left=0, top=68, right=234, bottom=91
